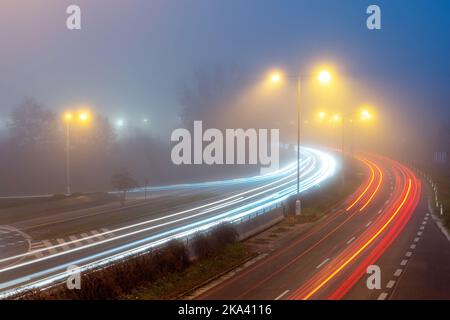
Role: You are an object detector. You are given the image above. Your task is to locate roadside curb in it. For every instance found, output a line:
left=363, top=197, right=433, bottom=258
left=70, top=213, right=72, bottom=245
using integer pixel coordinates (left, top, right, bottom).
left=427, top=193, right=450, bottom=243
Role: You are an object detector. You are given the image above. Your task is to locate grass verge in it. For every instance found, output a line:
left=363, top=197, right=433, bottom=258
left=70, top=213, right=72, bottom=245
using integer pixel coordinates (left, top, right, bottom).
left=124, top=242, right=252, bottom=300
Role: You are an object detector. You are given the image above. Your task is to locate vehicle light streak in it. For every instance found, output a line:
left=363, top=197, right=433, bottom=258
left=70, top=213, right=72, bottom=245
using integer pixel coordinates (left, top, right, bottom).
left=346, top=158, right=375, bottom=211
left=327, top=163, right=420, bottom=299
left=296, top=175, right=414, bottom=300
left=0, top=147, right=336, bottom=298
left=358, top=160, right=383, bottom=211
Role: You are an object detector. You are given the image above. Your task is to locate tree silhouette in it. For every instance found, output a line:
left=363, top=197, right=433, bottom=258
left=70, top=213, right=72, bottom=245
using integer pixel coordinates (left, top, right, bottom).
left=111, top=168, right=138, bottom=206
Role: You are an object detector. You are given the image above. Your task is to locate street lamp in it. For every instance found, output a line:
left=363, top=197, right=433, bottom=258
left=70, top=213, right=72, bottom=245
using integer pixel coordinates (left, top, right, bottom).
left=318, top=70, right=332, bottom=85
left=64, top=113, right=73, bottom=195
left=63, top=109, right=91, bottom=195
left=269, top=67, right=333, bottom=216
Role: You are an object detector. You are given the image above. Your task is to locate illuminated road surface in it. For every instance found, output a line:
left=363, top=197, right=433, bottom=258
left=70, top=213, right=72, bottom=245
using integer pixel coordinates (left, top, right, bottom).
left=0, top=147, right=336, bottom=298
left=199, top=155, right=438, bottom=300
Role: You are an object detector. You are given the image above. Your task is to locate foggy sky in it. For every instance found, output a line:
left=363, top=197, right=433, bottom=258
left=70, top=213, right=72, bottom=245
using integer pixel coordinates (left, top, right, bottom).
left=0, top=0, right=449, bottom=138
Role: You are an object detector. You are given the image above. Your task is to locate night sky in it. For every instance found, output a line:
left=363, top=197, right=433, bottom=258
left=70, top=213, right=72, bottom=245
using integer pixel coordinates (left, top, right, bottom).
left=1, top=0, right=449, bottom=138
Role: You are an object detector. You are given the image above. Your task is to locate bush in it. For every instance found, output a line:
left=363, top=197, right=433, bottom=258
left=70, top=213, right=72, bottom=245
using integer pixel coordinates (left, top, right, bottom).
left=192, top=224, right=238, bottom=260
left=18, top=227, right=238, bottom=300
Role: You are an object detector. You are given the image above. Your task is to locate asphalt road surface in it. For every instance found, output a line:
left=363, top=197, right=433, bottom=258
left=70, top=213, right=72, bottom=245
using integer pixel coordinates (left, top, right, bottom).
left=0, top=147, right=336, bottom=298
left=199, top=154, right=449, bottom=300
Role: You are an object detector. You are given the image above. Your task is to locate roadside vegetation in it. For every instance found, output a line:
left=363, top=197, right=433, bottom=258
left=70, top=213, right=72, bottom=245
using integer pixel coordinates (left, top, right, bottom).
left=17, top=223, right=252, bottom=300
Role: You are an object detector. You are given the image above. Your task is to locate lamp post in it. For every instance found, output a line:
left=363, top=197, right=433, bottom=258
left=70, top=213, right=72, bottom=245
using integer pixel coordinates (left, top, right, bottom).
left=270, top=69, right=332, bottom=216
left=64, top=113, right=72, bottom=195
left=63, top=110, right=91, bottom=195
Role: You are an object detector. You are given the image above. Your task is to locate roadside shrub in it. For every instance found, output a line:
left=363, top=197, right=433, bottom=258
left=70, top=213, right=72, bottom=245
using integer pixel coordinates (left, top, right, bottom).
left=154, top=240, right=191, bottom=274
left=192, top=224, right=238, bottom=259
left=209, top=223, right=238, bottom=250
left=192, top=233, right=214, bottom=260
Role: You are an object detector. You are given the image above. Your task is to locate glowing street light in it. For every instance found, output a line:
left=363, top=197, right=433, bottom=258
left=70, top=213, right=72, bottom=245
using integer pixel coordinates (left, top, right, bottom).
left=331, top=114, right=342, bottom=123
left=360, top=109, right=372, bottom=121
left=79, top=112, right=89, bottom=123
left=317, top=70, right=332, bottom=85
left=65, top=113, right=73, bottom=122
left=116, top=119, right=125, bottom=128
left=266, top=64, right=335, bottom=216
left=318, top=111, right=326, bottom=119
left=271, top=73, right=281, bottom=83
left=63, top=109, right=92, bottom=195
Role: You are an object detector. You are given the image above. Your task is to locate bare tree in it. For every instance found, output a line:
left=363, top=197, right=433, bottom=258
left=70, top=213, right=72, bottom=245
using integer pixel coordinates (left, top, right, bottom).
left=111, top=168, right=138, bottom=206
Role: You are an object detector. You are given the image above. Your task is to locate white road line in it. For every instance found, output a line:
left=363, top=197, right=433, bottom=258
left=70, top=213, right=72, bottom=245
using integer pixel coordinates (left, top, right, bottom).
left=90, top=230, right=106, bottom=241
left=393, top=269, right=402, bottom=277
left=419, top=226, right=425, bottom=230
left=377, top=209, right=382, bottom=215
left=275, top=289, right=290, bottom=300
left=422, top=221, right=427, bottom=225
left=42, top=240, right=57, bottom=255
left=100, top=228, right=113, bottom=238
left=69, top=236, right=82, bottom=248
left=417, top=231, right=423, bottom=236
left=377, top=292, right=388, bottom=300
left=316, top=258, right=330, bottom=269
left=400, top=259, right=408, bottom=266
left=80, top=233, right=94, bottom=244
left=386, top=280, right=396, bottom=289
left=385, top=200, right=389, bottom=204
left=410, top=244, right=416, bottom=250
left=426, top=213, right=430, bottom=217
left=424, top=217, right=429, bottom=221
left=365, top=221, right=372, bottom=227
left=346, top=236, right=356, bottom=245
left=406, top=251, right=413, bottom=257
left=414, top=237, right=420, bottom=243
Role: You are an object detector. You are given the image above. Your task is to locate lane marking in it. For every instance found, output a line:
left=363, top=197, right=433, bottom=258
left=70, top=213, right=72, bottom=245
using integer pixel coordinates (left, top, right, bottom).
left=410, top=244, right=416, bottom=250
left=386, top=280, right=396, bottom=289
left=90, top=230, right=106, bottom=241
left=377, top=292, right=388, bottom=300
left=42, top=240, right=57, bottom=255
left=69, top=236, right=82, bottom=248
left=393, top=269, right=402, bottom=277
left=346, top=237, right=356, bottom=245
left=275, top=289, right=290, bottom=300
left=316, top=258, right=330, bottom=269
left=414, top=237, right=420, bottom=243
left=406, top=251, right=413, bottom=257
left=377, top=209, right=382, bottom=215
left=81, top=233, right=94, bottom=244
left=400, top=259, right=408, bottom=266
left=419, top=226, right=425, bottom=230
left=300, top=178, right=414, bottom=300
left=417, top=231, right=423, bottom=236
left=422, top=221, right=427, bottom=225
left=100, top=228, right=114, bottom=238
left=365, top=221, right=372, bottom=227
left=56, top=238, right=70, bottom=251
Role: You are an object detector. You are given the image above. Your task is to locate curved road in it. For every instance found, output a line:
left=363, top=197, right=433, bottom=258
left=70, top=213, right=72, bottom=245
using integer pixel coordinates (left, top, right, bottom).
left=0, top=147, right=336, bottom=298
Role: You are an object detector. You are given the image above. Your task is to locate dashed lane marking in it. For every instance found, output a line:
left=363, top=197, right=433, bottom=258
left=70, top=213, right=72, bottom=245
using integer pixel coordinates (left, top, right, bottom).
left=386, top=280, right=396, bottom=289
left=316, top=258, right=330, bottom=269
left=393, top=269, right=402, bottom=277
left=275, top=290, right=290, bottom=300
left=377, top=292, right=388, bottom=300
